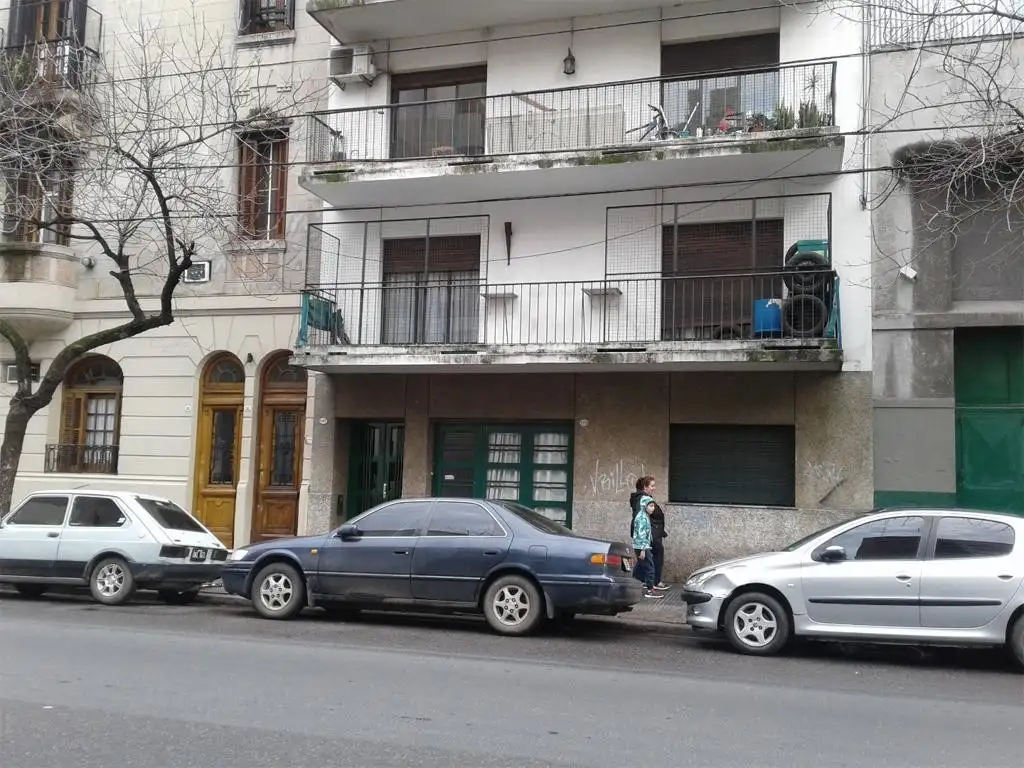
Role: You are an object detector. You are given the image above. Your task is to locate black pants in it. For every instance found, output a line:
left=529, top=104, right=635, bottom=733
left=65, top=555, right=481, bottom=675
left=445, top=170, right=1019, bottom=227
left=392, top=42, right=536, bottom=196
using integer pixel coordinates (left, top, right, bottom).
left=652, top=539, right=665, bottom=585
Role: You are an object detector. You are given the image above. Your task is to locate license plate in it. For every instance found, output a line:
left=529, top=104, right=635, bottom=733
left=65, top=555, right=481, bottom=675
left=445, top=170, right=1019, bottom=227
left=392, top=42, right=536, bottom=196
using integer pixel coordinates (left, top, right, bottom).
left=189, top=548, right=207, bottom=563
left=622, top=558, right=633, bottom=572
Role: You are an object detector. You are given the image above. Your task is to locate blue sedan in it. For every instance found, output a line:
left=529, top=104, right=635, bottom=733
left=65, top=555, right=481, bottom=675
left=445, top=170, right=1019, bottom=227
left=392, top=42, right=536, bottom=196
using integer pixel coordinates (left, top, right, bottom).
left=222, top=497, right=642, bottom=635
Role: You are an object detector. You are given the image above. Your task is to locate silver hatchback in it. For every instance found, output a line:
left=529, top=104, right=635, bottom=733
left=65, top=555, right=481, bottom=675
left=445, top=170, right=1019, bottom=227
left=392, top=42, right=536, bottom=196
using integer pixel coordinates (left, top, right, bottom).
left=683, top=508, right=1024, bottom=670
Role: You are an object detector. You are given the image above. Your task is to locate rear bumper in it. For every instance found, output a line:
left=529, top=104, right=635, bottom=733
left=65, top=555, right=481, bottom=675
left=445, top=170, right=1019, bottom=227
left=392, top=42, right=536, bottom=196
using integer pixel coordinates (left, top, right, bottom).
left=221, top=564, right=253, bottom=597
left=542, top=578, right=644, bottom=616
left=131, top=563, right=225, bottom=589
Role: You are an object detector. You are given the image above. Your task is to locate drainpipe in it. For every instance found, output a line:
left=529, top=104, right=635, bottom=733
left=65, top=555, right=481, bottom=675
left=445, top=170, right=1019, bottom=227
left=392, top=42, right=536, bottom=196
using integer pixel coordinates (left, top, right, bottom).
left=860, top=2, right=871, bottom=211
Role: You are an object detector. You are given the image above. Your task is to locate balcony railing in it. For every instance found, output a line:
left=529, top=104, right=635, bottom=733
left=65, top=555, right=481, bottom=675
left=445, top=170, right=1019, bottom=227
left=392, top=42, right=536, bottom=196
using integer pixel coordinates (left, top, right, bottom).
left=307, top=61, right=836, bottom=165
left=0, top=0, right=103, bottom=91
left=297, top=270, right=842, bottom=350
left=44, top=443, right=119, bottom=474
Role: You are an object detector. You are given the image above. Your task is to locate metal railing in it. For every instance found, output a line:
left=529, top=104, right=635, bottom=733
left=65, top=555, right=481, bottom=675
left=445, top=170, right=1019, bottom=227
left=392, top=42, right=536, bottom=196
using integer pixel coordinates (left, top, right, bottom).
left=297, top=269, right=841, bottom=349
left=1, top=1, right=103, bottom=91
left=44, top=443, right=119, bottom=474
left=306, top=60, right=837, bottom=165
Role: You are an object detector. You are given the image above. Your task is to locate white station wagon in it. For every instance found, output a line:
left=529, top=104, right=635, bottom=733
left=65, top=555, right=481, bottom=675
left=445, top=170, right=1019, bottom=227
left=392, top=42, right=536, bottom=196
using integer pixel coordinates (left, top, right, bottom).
left=0, top=490, right=228, bottom=605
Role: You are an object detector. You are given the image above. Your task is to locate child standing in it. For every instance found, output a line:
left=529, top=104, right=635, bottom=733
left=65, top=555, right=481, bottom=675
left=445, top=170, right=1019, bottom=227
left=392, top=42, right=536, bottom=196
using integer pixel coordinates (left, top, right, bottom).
left=632, top=476, right=663, bottom=599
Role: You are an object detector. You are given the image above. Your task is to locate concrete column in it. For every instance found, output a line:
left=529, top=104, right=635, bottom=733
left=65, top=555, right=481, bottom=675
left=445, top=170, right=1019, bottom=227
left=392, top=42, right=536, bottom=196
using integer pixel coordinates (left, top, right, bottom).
left=305, top=372, right=338, bottom=534
left=402, top=375, right=430, bottom=497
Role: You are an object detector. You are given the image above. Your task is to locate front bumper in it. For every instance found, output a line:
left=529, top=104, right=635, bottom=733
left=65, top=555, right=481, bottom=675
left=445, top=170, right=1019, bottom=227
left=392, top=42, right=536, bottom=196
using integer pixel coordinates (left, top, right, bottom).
left=543, top=578, right=644, bottom=616
left=684, top=590, right=726, bottom=630
left=130, top=563, right=225, bottom=589
left=221, top=564, right=254, bottom=597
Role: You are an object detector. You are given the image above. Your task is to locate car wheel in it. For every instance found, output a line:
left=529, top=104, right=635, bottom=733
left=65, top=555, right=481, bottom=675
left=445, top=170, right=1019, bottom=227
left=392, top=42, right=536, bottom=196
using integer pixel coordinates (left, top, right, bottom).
left=483, top=575, right=543, bottom=636
left=89, top=557, right=136, bottom=606
left=158, top=588, right=201, bottom=606
left=251, top=562, right=305, bottom=620
left=15, top=584, right=47, bottom=599
left=723, top=591, right=791, bottom=656
left=1008, top=615, right=1024, bottom=673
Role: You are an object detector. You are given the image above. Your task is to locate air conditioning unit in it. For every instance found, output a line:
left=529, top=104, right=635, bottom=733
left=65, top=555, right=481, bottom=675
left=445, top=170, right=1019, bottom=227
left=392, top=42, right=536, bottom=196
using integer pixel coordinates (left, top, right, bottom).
left=4, top=362, right=41, bottom=384
left=330, top=45, right=378, bottom=89
left=182, top=260, right=211, bottom=283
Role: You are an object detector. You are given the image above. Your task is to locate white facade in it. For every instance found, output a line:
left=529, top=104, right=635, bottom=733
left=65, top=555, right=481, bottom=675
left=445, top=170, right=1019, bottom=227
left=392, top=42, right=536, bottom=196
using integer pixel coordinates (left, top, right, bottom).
left=0, top=0, right=332, bottom=547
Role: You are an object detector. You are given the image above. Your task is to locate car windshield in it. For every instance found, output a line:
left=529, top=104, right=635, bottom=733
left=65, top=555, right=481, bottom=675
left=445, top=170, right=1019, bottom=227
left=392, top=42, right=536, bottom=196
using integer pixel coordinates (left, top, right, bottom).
left=782, top=516, right=859, bottom=551
left=493, top=501, right=574, bottom=536
left=136, top=497, right=206, bottom=533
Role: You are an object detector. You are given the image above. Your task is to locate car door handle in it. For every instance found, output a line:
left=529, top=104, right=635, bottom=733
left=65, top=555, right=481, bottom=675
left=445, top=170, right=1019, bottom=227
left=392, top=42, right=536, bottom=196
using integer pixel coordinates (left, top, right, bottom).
left=393, top=550, right=409, bottom=556
left=997, top=574, right=1014, bottom=580
left=483, top=550, right=499, bottom=556
left=46, top=532, right=59, bottom=538
left=896, top=574, right=912, bottom=582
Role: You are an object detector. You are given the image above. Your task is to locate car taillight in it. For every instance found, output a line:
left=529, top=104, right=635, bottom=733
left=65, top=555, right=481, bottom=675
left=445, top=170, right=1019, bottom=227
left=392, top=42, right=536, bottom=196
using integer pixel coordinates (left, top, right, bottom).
left=160, top=545, right=189, bottom=558
left=590, top=553, right=623, bottom=567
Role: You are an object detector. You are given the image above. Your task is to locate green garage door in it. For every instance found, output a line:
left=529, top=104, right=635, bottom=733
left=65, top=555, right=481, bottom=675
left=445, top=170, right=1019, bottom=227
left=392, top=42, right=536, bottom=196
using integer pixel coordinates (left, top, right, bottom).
left=955, top=327, right=1024, bottom=514
left=433, top=423, right=574, bottom=527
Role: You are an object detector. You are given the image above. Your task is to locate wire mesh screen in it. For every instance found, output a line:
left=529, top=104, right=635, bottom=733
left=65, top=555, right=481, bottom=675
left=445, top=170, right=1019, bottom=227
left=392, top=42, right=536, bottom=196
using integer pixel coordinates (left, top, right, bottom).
left=303, top=216, right=489, bottom=346
left=603, top=193, right=832, bottom=343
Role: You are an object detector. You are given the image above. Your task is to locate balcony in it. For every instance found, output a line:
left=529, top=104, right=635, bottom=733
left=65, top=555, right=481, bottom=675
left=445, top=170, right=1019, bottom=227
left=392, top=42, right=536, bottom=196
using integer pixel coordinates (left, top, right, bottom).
left=0, top=239, right=77, bottom=340
left=45, top=443, right=119, bottom=475
left=0, top=1, right=103, bottom=98
left=303, top=62, right=842, bottom=207
left=296, top=271, right=842, bottom=372
left=307, top=0, right=695, bottom=42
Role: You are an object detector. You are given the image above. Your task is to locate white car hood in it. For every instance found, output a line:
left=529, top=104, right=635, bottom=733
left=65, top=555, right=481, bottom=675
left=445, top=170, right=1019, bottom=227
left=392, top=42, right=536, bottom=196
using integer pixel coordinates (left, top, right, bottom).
left=690, top=551, right=779, bottom=577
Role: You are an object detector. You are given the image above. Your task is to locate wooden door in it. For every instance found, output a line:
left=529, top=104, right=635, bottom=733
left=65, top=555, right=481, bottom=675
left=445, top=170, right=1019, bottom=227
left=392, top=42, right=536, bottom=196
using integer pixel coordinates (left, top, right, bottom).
left=192, top=354, right=245, bottom=548
left=251, top=354, right=308, bottom=543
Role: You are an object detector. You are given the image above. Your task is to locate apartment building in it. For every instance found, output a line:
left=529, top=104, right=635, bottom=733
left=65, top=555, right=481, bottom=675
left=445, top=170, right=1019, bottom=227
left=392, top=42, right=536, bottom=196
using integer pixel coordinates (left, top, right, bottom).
left=0, top=0, right=330, bottom=548
left=869, top=7, right=1024, bottom=515
left=296, top=0, right=875, bottom=577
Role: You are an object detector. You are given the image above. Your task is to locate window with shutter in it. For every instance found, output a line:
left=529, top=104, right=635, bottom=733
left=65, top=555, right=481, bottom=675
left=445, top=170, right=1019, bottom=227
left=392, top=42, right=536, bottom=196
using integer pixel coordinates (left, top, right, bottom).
left=238, top=130, right=288, bottom=240
left=240, top=0, right=295, bottom=35
left=2, top=163, right=74, bottom=246
left=668, top=423, right=795, bottom=507
left=49, top=355, right=123, bottom=474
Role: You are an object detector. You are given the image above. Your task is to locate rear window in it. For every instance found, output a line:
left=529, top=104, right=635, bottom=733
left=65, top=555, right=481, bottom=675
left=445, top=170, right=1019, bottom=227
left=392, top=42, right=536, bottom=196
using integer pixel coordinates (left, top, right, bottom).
left=135, top=497, right=206, bottom=533
left=493, top=501, right=574, bottom=536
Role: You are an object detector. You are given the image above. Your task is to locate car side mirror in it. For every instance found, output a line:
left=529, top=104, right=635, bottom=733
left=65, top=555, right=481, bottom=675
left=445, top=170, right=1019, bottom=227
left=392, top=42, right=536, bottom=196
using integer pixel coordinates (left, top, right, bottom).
left=819, top=545, right=847, bottom=562
left=337, top=524, right=361, bottom=541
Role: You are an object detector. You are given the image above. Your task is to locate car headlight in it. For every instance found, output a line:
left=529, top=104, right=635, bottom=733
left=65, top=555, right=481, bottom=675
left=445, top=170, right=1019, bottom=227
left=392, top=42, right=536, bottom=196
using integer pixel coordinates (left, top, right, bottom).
left=685, top=570, right=719, bottom=590
left=228, top=549, right=249, bottom=561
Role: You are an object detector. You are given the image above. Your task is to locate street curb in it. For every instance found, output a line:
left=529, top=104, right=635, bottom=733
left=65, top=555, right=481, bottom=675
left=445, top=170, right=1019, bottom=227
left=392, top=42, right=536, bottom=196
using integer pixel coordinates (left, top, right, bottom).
left=195, top=589, right=691, bottom=632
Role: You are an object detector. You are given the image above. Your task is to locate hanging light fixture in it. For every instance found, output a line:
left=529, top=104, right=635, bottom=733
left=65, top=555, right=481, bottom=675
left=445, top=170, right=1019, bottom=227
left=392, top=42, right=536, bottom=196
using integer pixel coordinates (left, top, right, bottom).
left=563, top=19, right=576, bottom=76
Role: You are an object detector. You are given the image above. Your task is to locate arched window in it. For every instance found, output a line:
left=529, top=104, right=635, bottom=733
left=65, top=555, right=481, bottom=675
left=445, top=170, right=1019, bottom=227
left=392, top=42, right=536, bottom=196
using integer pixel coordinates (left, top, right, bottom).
left=51, top=355, right=123, bottom=474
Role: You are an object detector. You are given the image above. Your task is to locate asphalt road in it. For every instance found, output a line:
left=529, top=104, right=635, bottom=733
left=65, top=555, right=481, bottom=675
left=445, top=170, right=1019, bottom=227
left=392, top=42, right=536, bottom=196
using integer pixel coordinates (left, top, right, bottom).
left=1, top=591, right=1023, bottom=768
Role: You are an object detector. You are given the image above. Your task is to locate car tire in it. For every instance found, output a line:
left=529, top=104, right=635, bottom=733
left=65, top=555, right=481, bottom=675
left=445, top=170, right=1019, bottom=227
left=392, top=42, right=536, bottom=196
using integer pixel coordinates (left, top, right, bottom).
left=1008, top=615, right=1024, bottom=673
left=251, top=562, right=305, bottom=620
left=723, top=591, right=791, bottom=656
left=482, top=574, right=544, bottom=636
left=89, top=557, right=136, bottom=606
left=158, top=588, right=201, bottom=606
left=15, top=584, right=47, bottom=599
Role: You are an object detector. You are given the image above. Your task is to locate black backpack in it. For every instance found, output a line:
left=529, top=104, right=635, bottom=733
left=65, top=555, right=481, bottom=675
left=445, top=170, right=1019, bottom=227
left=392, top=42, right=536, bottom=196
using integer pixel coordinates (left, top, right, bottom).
left=628, top=491, right=641, bottom=538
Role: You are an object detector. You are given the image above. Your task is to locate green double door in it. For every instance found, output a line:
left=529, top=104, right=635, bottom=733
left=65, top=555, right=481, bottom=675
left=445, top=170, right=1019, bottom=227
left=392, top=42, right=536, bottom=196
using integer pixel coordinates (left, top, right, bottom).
left=955, top=327, right=1024, bottom=514
left=347, top=422, right=405, bottom=519
left=433, top=423, right=574, bottom=527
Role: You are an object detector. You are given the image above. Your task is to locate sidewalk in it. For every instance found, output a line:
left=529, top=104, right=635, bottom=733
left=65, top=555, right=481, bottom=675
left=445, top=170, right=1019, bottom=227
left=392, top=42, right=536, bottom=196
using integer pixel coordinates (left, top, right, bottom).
left=198, top=581, right=688, bottom=628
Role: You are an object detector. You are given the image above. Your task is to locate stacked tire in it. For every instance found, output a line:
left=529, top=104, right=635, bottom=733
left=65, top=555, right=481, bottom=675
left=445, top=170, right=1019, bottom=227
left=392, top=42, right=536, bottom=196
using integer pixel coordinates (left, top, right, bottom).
left=781, top=244, right=832, bottom=338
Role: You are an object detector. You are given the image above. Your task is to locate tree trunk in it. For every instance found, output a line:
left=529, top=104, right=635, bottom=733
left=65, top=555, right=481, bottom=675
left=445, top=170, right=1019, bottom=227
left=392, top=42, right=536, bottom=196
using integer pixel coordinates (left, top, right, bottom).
left=0, top=399, right=33, bottom=519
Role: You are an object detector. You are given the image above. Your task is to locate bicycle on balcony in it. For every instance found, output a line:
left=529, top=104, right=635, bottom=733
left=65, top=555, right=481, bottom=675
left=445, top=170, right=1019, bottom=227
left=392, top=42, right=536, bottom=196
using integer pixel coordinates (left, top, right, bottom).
left=626, top=104, right=681, bottom=142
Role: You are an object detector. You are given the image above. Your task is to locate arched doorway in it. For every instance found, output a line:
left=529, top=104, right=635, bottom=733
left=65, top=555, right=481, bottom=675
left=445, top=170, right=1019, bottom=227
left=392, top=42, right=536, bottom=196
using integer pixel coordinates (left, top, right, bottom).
left=251, top=352, right=308, bottom=543
left=55, top=355, right=123, bottom=474
left=192, top=353, right=245, bottom=548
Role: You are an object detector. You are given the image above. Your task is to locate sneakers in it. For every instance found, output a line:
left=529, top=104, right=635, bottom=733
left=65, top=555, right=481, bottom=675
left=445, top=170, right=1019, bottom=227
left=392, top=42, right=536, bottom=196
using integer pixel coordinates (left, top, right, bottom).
left=643, top=589, right=665, bottom=599
left=653, top=582, right=670, bottom=591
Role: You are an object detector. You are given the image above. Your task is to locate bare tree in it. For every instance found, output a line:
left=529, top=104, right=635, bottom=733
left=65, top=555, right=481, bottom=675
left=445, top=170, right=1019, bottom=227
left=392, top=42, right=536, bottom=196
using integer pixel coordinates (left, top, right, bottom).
left=0, top=4, right=316, bottom=516
left=796, top=1, right=1024, bottom=269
